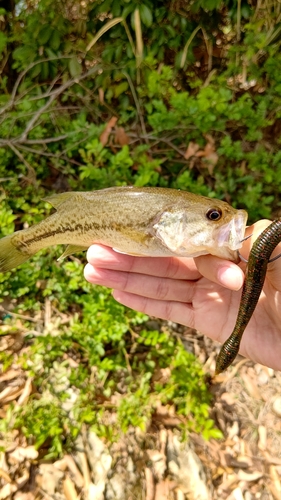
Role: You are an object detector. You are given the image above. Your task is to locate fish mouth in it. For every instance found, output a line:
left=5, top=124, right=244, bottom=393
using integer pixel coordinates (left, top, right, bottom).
left=216, top=210, right=248, bottom=251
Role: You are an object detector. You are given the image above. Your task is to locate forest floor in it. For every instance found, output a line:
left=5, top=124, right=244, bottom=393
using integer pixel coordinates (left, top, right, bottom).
left=1, top=321, right=281, bottom=500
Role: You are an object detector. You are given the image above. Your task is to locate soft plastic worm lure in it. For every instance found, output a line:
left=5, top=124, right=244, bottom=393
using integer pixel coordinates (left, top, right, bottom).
left=215, top=219, right=281, bottom=374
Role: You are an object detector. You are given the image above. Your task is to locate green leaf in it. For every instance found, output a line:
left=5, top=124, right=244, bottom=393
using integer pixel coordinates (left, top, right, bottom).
left=40, top=61, right=49, bottom=79
left=114, top=81, right=129, bottom=97
left=49, top=30, right=61, bottom=51
left=122, top=5, right=134, bottom=19
left=29, top=63, right=42, bottom=78
left=86, top=17, right=124, bottom=52
left=0, top=32, right=7, bottom=54
left=139, top=4, right=153, bottom=27
left=69, top=57, right=82, bottom=77
left=37, top=25, right=52, bottom=45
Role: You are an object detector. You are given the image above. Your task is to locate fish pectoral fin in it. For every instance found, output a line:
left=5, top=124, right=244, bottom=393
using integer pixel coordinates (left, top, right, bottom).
left=58, top=245, right=88, bottom=261
left=42, top=192, right=74, bottom=208
left=112, top=248, right=144, bottom=257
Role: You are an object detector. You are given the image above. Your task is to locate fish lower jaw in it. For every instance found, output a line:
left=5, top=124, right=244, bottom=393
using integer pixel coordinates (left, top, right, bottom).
left=208, top=247, right=239, bottom=262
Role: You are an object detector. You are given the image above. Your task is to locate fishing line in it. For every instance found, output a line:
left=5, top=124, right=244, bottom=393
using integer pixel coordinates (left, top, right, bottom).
left=238, top=233, right=281, bottom=263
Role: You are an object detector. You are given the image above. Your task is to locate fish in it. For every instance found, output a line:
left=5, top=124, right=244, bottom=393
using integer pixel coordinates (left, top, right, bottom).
left=215, top=218, right=281, bottom=374
left=0, top=186, right=248, bottom=273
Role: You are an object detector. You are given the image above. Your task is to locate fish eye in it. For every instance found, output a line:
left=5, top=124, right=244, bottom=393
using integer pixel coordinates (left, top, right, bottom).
left=206, top=208, right=222, bottom=221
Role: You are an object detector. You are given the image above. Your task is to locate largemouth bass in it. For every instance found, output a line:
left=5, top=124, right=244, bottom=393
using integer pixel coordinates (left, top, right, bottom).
left=215, top=219, right=281, bottom=374
left=0, top=186, right=247, bottom=273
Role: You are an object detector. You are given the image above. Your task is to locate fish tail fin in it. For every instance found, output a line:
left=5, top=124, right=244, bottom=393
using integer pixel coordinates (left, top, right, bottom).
left=0, top=233, right=32, bottom=273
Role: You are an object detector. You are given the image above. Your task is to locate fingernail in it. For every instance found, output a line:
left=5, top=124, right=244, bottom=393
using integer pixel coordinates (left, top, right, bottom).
left=218, top=266, right=243, bottom=290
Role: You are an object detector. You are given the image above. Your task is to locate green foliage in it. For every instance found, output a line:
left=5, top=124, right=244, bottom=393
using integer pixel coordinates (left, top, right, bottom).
left=0, top=0, right=280, bottom=457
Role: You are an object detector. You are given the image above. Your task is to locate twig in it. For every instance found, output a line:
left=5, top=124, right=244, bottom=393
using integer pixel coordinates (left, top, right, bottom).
left=123, top=71, right=148, bottom=140
left=24, top=134, right=69, bottom=144
left=237, top=0, right=241, bottom=42
left=7, top=141, right=36, bottom=181
left=0, top=306, right=39, bottom=323
left=19, top=92, right=59, bottom=143
left=202, top=28, right=213, bottom=73
left=16, top=65, right=101, bottom=143
left=180, top=25, right=201, bottom=68
left=128, top=132, right=187, bottom=157
left=0, top=56, right=73, bottom=116
left=16, top=144, right=85, bottom=168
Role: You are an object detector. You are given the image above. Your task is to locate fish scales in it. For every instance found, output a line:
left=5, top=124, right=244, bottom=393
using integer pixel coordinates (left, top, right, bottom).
left=0, top=186, right=247, bottom=272
left=215, top=218, right=281, bottom=374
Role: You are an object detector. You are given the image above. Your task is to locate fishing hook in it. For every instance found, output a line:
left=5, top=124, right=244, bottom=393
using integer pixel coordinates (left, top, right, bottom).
left=238, top=233, right=281, bottom=263
left=238, top=234, right=252, bottom=263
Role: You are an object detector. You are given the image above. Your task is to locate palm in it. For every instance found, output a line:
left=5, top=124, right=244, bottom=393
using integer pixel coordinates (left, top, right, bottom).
left=84, top=219, right=281, bottom=372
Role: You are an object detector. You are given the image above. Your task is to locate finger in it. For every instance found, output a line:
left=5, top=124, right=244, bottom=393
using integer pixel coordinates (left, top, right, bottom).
left=195, top=254, right=244, bottom=291
left=240, top=220, right=272, bottom=259
left=84, top=264, right=197, bottom=302
left=112, top=290, right=196, bottom=329
left=86, top=244, right=201, bottom=280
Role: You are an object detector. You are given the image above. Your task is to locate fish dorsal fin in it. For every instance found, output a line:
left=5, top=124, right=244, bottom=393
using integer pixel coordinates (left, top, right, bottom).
left=57, top=245, right=88, bottom=261
left=42, top=192, right=74, bottom=209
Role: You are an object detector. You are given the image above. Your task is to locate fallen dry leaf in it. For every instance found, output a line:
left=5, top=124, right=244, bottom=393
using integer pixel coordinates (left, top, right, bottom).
left=237, top=470, right=263, bottom=481
left=15, top=469, right=29, bottom=489
left=175, top=488, right=185, bottom=500
left=0, top=483, right=17, bottom=499
left=195, top=136, right=218, bottom=174
left=14, top=493, right=35, bottom=500
left=146, top=450, right=166, bottom=481
left=16, top=377, right=33, bottom=407
left=155, top=479, right=175, bottom=500
left=0, top=385, right=25, bottom=404
left=152, top=367, right=171, bottom=384
left=99, top=116, right=118, bottom=146
left=98, top=87, right=104, bottom=104
left=159, top=428, right=167, bottom=455
left=145, top=466, right=155, bottom=500
left=75, top=447, right=91, bottom=488
left=59, top=455, right=84, bottom=488
left=184, top=141, right=200, bottom=159
left=272, top=396, right=281, bottom=417
left=0, top=469, right=12, bottom=483
left=242, top=371, right=262, bottom=399
left=258, top=425, right=267, bottom=451
left=63, top=476, right=79, bottom=500
left=226, top=487, right=244, bottom=500
left=0, top=369, right=21, bottom=383
left=37, top=463, right=64, bottom=495
left=184, top=136, right=218, bottom=173
left=115, top=126, right=129, bottom=146
left=9, top=446, right=38, bottom=464
left=269, top=465, right=281, bottom=491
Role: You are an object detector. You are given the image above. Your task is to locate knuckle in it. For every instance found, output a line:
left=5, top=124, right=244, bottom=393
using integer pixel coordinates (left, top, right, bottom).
left=155, top=279, right=170, bottom=300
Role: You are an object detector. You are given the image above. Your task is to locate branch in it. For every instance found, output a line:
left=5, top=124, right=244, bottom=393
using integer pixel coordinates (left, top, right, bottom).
left=0, top=56, right=73, bottom=117
left=17, top=65, right=101, bottom=143
left=8, top=141, right=37, bottom=183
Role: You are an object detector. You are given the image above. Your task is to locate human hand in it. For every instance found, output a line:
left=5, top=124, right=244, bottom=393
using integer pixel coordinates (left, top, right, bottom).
left=84, top=220, right=281, bottom=371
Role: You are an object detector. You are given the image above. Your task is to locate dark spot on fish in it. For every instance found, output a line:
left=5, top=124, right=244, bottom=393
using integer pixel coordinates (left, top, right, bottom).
left=17, top=219, right=153, bottom=249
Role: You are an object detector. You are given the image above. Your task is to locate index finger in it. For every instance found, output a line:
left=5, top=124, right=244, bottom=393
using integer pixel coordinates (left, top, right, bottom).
left=86, top=244, right=201, bottom=280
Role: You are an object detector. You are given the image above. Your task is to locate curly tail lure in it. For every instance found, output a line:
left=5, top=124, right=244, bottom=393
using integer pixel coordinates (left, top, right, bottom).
left=215, top=219, right=281, bottom=375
